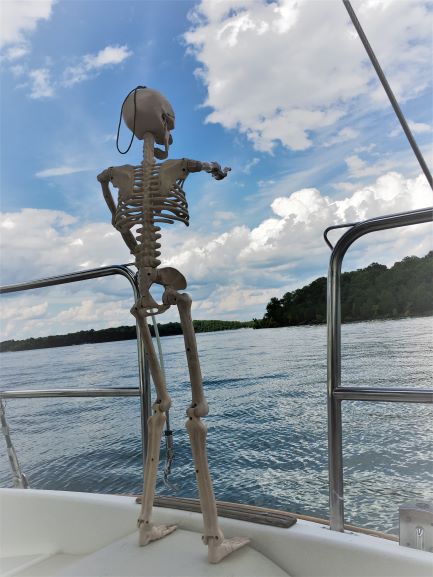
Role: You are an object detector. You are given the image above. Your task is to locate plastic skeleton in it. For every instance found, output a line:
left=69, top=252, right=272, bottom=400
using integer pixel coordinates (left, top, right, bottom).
left=97, top=87, right=249, bottom=564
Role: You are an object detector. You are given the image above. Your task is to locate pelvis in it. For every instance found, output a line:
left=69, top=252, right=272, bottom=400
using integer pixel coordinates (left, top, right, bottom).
left=156, top=267, right=187, bottom=290
left=136, top=266, right=187, bottom=317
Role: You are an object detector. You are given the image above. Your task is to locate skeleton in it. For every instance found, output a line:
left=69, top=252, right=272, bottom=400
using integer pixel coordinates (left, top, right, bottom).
left=97, top=87, right=249, bottom=564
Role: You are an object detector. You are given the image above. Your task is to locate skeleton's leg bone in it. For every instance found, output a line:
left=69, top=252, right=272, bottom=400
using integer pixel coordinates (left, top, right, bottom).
left=132, top=307, right=177, bottom=545
left=138, top=407, right=176, bottom=545
left=186, top=417, right=249, bottom=563
left=132, top=305, right=171, bottom=411
left=174, top=292, right=250, bottom=563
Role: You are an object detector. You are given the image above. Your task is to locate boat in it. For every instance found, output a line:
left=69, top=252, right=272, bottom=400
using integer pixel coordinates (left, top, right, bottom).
left=1, top=2, right=432, bottom=576
left=1, top=206, right=432, bottom=577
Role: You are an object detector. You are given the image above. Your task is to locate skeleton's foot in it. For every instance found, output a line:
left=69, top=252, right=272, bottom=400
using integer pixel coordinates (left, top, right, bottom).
left=205, top=535, right=250, bottom=564
left=138, top=522, right=177, bottom=546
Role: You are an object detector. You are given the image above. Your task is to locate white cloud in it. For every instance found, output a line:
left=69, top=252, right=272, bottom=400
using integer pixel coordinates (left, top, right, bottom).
left=9, top=63, right=26, bottom=76
left=0, top=0, right=54, bottom=49
left=28, top=67, right=54, bottom=99
left=214, top=211, right=235, bottom=221
left=0, top=208, right=130, bottom=284
left=331, top=181, right=359, bottom=194
left=62, top=44, right=133, bottom=86
left=354, top=143, right=376, bottom=154
left=185, top=0, right=432, bottom=151
left=389, top=120, right=432, bottom=138
left=0, top=293, right=134, bottom=340
left=1, top=301, right=48, bottom=322
left=3, top=44, right=30, bottom=61
left=1, top=172, right=431, bottom=340
left=345, top=153, right=396, bottom=179
left=164, top=170, right=432, bottom=304
left=35, top=166, right=92, bottom=178
left=84, top=45, right=133, bottom=69
left=242, top=157, right=260, bottom=174
left=12, top=43, right=132, bottom=98
left=193, top=285, right=277, bottom=318
left=409, top=121, right=432, bottom=134
left=1, top=217, right=16, bottom=230
left=323, top=128, right=359, bottom=148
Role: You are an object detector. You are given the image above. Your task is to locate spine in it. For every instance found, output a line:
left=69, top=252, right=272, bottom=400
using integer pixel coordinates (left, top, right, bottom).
left=135, top=133, right=161, bottom=272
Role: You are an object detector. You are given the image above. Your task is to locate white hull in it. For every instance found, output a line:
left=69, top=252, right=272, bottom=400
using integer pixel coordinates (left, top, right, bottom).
left=1, top=489, right=432, bottom=577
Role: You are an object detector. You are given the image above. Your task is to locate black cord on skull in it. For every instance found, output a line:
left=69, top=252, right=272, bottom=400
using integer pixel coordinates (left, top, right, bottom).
left=116, top=85, right=147, bottom=154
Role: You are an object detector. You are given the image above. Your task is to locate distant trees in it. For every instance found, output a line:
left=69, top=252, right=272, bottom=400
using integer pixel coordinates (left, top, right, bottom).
left=255, top=252, right=432, bottom=328
left=0, top=320, right=253, bottom=353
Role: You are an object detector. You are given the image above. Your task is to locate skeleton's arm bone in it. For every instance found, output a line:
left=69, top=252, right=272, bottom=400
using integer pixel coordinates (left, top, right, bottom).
left=97, top=169, right=138, bottom=253
left=97, top=169, right=117, bottom=216
left=185, top=160, right=231, bottom=181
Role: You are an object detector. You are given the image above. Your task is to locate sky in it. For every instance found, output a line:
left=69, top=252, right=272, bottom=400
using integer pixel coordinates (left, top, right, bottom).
left=0, top=0, right=432, bottom=341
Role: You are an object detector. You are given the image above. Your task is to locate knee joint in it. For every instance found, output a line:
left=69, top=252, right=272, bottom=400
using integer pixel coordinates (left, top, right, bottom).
left=187, top=401, right=209, bottom=418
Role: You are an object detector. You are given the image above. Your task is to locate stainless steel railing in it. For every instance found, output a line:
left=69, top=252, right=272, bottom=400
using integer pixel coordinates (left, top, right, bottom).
left=0, top=264, right=151, bottom=486
left=2, top=218, right=432, bottom=526
left=327, top=207, right=433, bottom=531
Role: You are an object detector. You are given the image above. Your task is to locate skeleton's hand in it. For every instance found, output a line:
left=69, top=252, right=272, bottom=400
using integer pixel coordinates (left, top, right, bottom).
left=210, top=162, right=231, bottom=180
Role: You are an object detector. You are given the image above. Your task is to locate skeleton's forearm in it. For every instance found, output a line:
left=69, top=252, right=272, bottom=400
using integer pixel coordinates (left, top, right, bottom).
left=185, top=160, right=212, bottom=173
left=186, top=160, right=231, bottom=180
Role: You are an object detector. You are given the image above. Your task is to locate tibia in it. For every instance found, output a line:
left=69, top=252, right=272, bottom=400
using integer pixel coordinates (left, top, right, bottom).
left=138, top=523, right=177, bottom=546
left=207, top=536, right=250, bottom=564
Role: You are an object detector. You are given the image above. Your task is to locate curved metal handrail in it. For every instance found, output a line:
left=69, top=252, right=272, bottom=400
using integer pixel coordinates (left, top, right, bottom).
left=323, top=222, right=357, bottom=250
left=0, top=264, right=137, bottom=294
left=327, top=207, right=433, bottom=532
left=0, top=264, right=151, bottom=487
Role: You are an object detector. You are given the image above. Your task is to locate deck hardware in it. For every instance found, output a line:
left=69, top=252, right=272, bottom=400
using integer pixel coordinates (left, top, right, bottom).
left=399, top=502, right=433, bottom=552
left=146, top=496, right=298, bottom=529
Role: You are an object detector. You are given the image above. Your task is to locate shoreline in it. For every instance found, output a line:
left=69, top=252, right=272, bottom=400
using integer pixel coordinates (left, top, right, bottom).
left=1, top=314, right=431, bottom=353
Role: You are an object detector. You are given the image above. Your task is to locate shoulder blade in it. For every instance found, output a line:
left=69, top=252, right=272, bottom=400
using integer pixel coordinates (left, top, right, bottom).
left=111, top=165, right=135, bottom=199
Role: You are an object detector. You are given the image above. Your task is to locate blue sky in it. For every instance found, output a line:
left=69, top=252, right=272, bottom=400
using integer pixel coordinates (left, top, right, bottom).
left=1, top=0, right=432, bottom=340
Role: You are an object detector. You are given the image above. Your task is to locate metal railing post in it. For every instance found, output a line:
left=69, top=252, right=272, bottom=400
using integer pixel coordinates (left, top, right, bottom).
left=327, top=250, right=345, bottom=531
left=0, top=264, right=151, bottom=484
left=327, top=207, right=433, bottom=532
left=0, top=398, right=28, bottom=488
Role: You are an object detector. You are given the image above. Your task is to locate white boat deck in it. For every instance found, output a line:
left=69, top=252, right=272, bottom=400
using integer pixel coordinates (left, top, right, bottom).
left=2, top=532, right=290, bottom=577
left=1, top=489, right=432, bottom=577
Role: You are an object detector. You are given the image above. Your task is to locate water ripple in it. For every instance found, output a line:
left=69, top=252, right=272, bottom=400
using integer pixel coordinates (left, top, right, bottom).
left=1, top=317, right=432, bottom=535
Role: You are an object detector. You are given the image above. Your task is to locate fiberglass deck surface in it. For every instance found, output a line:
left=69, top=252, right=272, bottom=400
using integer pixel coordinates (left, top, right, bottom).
left=3, top=530, right=291, bottom=577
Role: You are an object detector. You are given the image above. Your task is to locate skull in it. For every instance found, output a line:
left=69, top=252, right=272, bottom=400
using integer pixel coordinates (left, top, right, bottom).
left=122, top=87, right=175, bottom=159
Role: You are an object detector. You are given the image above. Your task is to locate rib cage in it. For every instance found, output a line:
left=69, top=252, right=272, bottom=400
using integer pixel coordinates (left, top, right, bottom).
left=111, top=159, right=189, bottom=268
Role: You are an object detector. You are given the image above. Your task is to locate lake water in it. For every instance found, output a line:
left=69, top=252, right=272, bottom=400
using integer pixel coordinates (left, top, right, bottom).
left=1, top=316, right=432, bottom=535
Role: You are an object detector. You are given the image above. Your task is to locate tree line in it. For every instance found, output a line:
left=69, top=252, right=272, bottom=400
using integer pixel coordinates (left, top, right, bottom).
left=254, top=252, right=432, bottom=328
left=0, top=320, right=253, bottom=353
left=1, top=252, right=431, bottom=352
